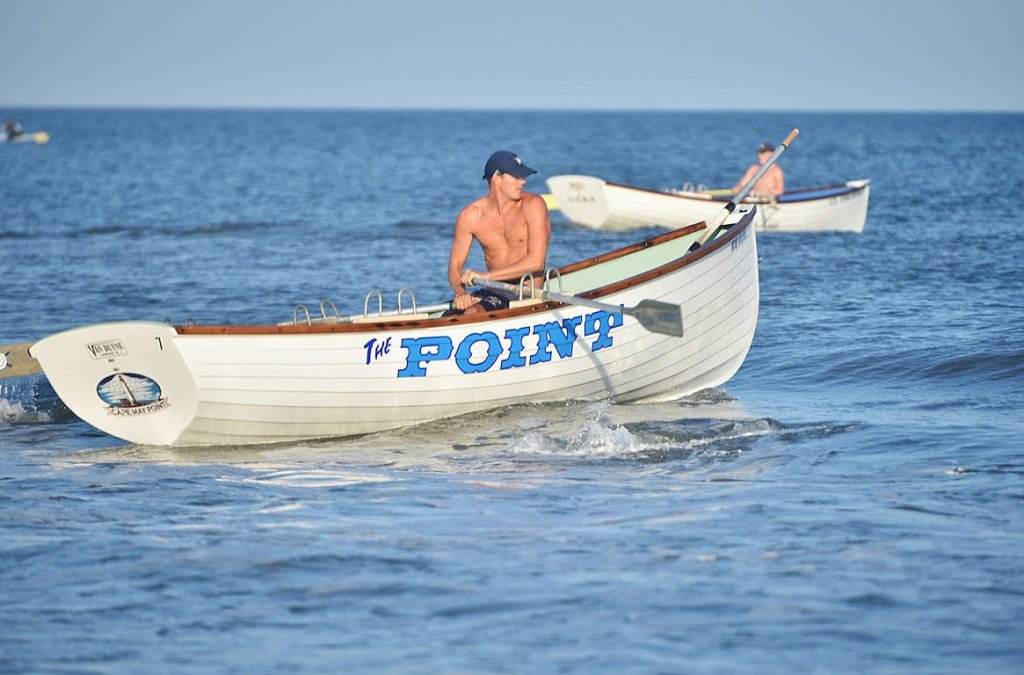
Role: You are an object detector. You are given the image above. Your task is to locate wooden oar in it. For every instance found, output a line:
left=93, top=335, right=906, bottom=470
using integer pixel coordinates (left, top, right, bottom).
left=0, top=341, right=42, bottom=379
left=691, top=128, right=800, bottom=249
left=471, top=277, right=683, bottom=337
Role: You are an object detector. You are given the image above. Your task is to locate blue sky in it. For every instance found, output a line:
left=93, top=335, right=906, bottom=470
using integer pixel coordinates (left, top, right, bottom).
left=3, top=0, right=1021, bottom=111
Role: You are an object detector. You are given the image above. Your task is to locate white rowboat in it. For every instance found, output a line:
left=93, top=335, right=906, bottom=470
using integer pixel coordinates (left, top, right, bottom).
left=547, top=175, right=871, bottom=233
left=16, top=207, right=760, bottom=447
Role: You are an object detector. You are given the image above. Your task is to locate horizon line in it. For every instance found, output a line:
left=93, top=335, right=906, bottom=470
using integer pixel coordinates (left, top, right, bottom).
left=3, top=104, right=1022, bottom=115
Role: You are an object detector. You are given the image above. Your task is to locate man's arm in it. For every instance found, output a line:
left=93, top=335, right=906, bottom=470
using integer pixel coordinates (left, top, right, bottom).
left=733, top=164, right=757, bottom=192
left=448, top=208, right=479, bottom=309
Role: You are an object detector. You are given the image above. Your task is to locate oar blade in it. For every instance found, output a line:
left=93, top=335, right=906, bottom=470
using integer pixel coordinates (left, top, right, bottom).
left=0, top=341, right=42, bottom=379
left=631, top=300, right=684, bottom=337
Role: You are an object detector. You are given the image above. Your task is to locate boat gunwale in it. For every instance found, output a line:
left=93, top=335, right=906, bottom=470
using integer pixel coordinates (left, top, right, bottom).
left=176, top=211, right=754, bottom=336
left=606, top=179, right=870, bottom=204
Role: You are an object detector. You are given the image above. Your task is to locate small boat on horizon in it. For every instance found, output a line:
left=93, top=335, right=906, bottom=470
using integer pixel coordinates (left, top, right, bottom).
left=1, top=130, right=50, bottom=144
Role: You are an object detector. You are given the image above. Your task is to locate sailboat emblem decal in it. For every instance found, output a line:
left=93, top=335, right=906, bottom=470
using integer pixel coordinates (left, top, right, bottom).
left=97, top=373, right=170, bottom=415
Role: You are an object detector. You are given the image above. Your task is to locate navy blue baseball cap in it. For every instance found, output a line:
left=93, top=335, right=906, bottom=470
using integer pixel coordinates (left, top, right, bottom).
left=483, top=150, right=537, bottom=181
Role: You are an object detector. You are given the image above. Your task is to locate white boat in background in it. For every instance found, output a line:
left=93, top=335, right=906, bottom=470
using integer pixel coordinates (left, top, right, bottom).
left=547, top=175, right=871, bottom=233
left=7, top=206, right=761, bottom=447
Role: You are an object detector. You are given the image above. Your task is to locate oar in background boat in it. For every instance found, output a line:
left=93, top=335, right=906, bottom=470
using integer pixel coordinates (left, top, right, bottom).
left=690, top=128, right=800, bottom=250
left=471, top=277, right=684, bottom=337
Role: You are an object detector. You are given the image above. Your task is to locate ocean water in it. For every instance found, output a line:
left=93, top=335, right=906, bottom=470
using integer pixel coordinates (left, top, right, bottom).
left=1, top=110, right=1022, bottom=673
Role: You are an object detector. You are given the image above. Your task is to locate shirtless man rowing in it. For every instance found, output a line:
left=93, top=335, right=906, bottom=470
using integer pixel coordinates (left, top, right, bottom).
left=733, top=142, right=785, bottom=198
left=447, top=150, right=551, bottom=316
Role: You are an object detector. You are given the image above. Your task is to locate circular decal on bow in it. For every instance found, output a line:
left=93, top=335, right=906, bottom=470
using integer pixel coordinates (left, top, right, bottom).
left=97, top=373, right=163, bottom=409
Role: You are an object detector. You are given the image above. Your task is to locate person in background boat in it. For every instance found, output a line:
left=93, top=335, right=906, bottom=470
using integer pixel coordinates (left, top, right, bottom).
left=2, top=119, right=23, bottom=141
left=733, top=142, right=784, bottom=198
left=447, top=150, right=551, bottom=316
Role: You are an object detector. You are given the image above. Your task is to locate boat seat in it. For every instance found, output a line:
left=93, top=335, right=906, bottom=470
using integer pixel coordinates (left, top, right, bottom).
left=352, top=313, right=430, bottom=323
left=509, top=297, right=546, bottom=309
left=276, top=316, right=353, bottom=326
